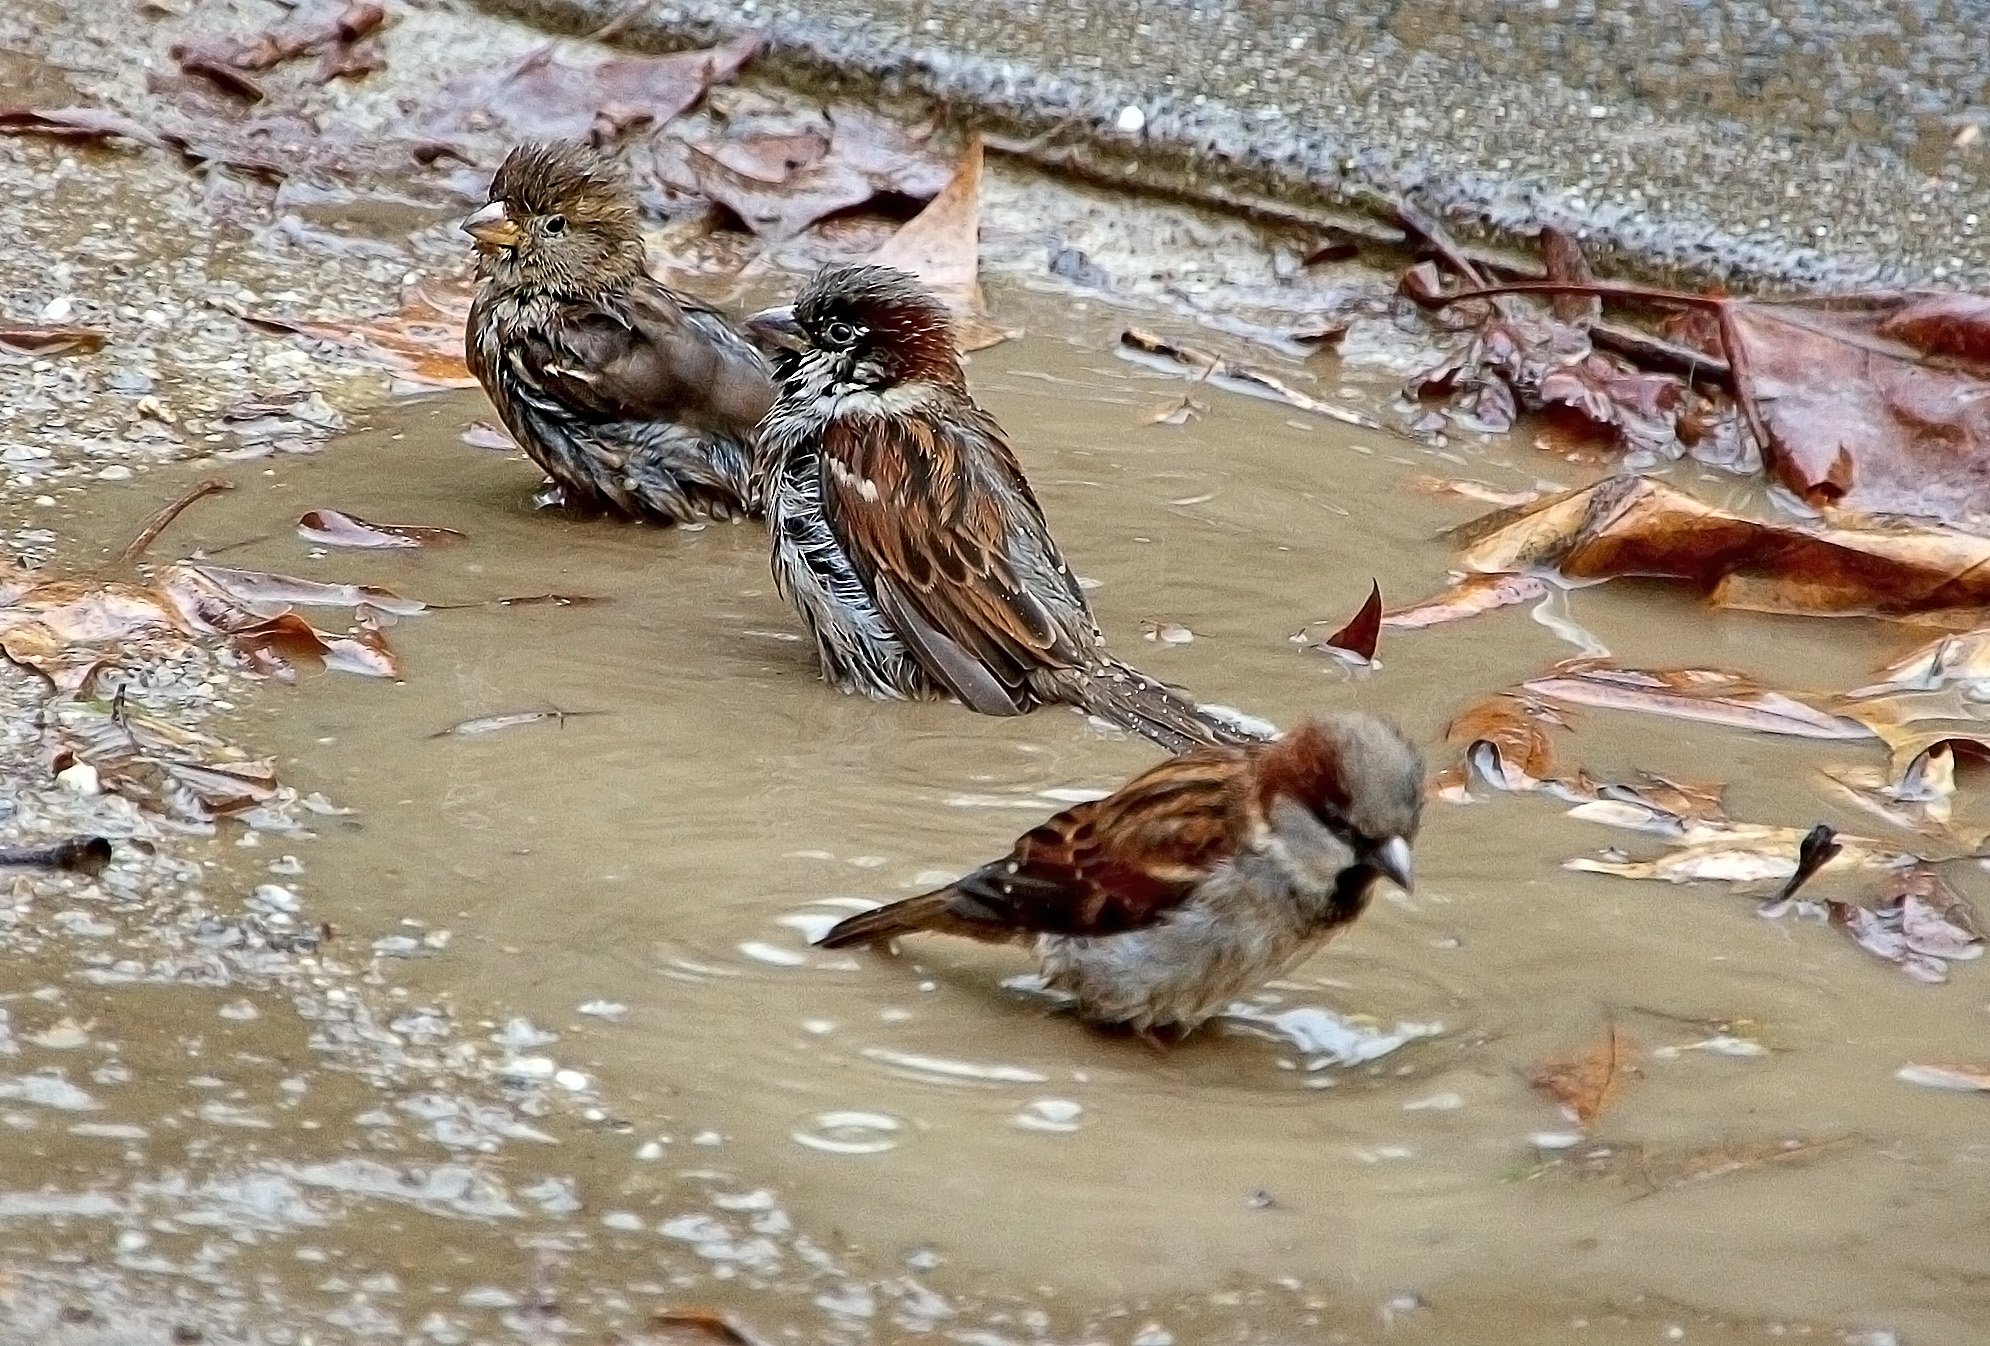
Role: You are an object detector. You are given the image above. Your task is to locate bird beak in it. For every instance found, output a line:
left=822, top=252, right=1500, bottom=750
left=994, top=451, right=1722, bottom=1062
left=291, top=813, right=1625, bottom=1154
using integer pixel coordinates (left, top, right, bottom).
left=745, top=304, right=804, bottom=352
left=1373, top=836, right=1415, bottom=893
left=462, top=200, right=522, bottom=248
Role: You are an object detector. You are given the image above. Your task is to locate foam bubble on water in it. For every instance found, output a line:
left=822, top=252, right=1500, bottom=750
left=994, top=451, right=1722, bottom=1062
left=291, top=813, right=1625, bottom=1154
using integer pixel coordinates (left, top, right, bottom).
left=1012, top=1099, right=1084, bottom=1133
left=738, top=940, right=808, bottom=967
left=792, top=1111, right=906, bottom=1156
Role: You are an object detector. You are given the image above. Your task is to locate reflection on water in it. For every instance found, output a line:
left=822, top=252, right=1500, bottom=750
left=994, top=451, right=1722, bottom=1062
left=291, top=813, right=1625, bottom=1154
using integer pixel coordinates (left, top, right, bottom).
left=5, top=295, right=1990, bottom=1343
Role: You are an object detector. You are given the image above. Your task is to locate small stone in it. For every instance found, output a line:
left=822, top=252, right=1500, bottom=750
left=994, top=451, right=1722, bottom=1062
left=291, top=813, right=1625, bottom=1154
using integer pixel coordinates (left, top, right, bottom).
left=56, top=761, right=100, bottom=795
left=1115, top=104, right=1147, bottom=133
left=554, top=1069, right=589, bottom=1092
left=96, top=465, right=134, bottom=481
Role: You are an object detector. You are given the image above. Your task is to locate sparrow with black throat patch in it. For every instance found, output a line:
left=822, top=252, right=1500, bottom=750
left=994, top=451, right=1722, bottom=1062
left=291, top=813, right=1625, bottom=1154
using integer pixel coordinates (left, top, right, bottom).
left=817, top=713, right=1424, bottom=1037
left=464, top=139, right=775, bottom=523
left=748, top=263, right=1268, bottom=754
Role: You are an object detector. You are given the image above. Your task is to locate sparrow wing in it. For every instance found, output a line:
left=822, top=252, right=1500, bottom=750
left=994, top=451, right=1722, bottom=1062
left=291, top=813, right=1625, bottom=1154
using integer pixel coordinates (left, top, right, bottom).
left=819, top=403, right=1090, bottom=707
left=943, top=748, right=1245, bottom=937
left=514, top=280, right=774, bottom=433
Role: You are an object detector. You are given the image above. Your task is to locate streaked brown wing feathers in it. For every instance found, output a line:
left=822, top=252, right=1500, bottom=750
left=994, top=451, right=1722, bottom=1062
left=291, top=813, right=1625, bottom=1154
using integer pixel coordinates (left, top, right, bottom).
left=822, top=410, right=1069, bottom=699
left=944, top=749, right=1244, bottom=937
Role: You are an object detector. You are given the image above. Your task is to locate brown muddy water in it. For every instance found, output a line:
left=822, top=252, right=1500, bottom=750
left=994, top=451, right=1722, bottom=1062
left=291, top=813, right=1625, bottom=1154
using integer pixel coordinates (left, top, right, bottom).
left=8, top=288, right=1990, bottom=1345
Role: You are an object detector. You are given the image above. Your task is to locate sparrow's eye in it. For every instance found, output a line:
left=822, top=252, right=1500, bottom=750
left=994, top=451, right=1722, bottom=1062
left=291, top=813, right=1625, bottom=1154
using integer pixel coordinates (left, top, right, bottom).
left=822, top=319, right=861, bottom=348
left=543, top=214, right=568, bottom=236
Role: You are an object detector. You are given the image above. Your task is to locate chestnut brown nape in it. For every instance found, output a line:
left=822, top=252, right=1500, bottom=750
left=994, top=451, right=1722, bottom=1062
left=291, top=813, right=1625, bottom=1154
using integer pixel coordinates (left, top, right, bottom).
left=1256, top=715, right=1424, bottom=842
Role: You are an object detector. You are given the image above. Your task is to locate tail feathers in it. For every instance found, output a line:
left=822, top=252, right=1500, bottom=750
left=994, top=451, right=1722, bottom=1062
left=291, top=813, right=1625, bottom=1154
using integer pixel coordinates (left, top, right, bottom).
left=1041, top=659, right=1275, bottom=754
left=816, top=892, right=959, bottom=949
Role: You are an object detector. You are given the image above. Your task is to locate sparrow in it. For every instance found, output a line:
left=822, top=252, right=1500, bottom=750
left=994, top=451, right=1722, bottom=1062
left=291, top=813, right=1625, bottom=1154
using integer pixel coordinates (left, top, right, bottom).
left=748, top=264, right=1265, bottom=754
left=463, top=140, right=776, bottom=523
left=817, top=713, right=1424, bottom=1036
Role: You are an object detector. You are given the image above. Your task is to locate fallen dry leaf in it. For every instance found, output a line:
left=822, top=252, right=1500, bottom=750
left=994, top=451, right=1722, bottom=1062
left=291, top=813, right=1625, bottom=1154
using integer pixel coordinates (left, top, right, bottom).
left=868, top=133, right=984, bottom=308
left=220, top=279, right=474, bottom=389
left=1383, top=571, right=1548, bottom=631
left=298, top=509, right=465, bottom=549
left=426, top=35, right=761, bottom=145
left=1431, top=276, right=1990, bottom=524
left=1454, top=474, right=1990, bottom=619
left=0, top=324, right=107, bottom=354
left=1531, top=1024, right=1635, bottom=1130
left=0, top=104, right=162, bottom=145
left=653, top=99, right=949, bottom=241
left=1523, top=660, right=1869, bottom=741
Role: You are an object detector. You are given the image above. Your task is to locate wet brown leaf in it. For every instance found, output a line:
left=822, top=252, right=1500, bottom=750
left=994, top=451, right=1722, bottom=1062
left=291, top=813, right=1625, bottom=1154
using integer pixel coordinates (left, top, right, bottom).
left=297, top=509, right=465, bottom=549
left=1403, top=474, right=1545, bottom=509
left=1568, top=819, right=1910, bottom=887
left=1139, top=619, right=1194, bottom=645
left=1531, top=1024, right=1635, bottom=1130
left=1433, top=277, right=1990, bottom=524
left=1896, top=1063, right=1990, bottom=1092
left=868, top=133, right=984, bottom=307
left=652, top=1307, right=765, bottom=1346
left=0, top=324, right=107, bottom=354
left=654, top=100, right=948, bottom=240
left=1145, top=391, right=1206, bottom=426
left=432, top=708, right=605, bottom=738
left=164, top=563, right=426, bottom=619
left=428, top=35, right=760, bottom=145
left=1828, top=897, right=1952, bottom=983
left=1523, top=660, right=1869, bottom=740
left=221, top=280, right=474, bottom=388
left=1118, top=328, right=1384, bottom=430
left=1435, top=693, right=1569, bottom=797
left=1383, top=571, right=1548, bottom=631
left=461, top=420, right=516, bottom=452
left=1316, top=580, right=1382, bottom=663
left=1544, top=1134, right=1858, bottom=1194
left=1455, top=474, right=1990, bottom=619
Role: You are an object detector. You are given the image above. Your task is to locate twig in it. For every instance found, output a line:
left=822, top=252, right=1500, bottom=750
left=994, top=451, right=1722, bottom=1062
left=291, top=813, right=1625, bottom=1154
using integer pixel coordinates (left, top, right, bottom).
left=0, top=837, right=112, bottom=875
left=1431, top=279, right=1729, bottom=312
left=1393, top=200, right=1486, bottom=287
left=121, top=477, right=235, bottom=563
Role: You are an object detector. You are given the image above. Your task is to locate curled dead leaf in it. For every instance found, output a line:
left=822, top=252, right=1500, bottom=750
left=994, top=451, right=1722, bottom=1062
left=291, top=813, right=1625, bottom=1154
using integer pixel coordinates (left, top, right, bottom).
left=1383, top=572, right=1548, bottom=631
left=1455, top=475, right=1990, bottom=619
left=1524, top=661, right=1869, bottom=741
left=298, top=509, right=465, bottom=549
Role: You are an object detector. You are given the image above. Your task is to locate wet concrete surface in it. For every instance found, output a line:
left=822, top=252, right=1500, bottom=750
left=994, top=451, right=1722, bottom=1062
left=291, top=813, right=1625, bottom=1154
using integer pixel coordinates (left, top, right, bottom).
left=487, top=0, right=1990, bottom=289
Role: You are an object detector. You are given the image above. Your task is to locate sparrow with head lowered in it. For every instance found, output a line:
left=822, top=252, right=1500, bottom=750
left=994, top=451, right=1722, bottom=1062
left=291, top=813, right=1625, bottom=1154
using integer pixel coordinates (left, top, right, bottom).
left=463, top=140, right=776, bottom=523
left=818, top=712, right=1424, bottom=1037
left=748, top=264, right=1266, bottom=754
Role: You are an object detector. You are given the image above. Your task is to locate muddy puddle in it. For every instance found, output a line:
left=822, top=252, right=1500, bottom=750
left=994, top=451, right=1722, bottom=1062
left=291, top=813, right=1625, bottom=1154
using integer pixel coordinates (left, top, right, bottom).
left=6, top=284, right=1990, bottom=1345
